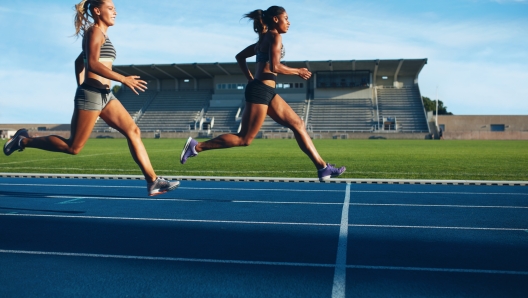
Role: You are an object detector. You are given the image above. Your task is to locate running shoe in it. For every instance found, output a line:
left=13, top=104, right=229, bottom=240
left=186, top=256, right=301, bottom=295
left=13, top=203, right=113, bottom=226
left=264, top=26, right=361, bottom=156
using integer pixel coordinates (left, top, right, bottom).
left=318, top=163, right=346, bottom=181
left=147, top=177, right=180, bottom=196
left=3, top=128, right=29, bottom=156
left=180, top=137, right=198, bottom=164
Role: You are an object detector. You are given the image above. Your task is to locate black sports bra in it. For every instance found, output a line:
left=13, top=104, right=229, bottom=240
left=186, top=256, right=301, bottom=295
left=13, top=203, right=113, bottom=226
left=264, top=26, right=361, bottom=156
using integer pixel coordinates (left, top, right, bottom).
left=256, top=45, right=285, bottom=63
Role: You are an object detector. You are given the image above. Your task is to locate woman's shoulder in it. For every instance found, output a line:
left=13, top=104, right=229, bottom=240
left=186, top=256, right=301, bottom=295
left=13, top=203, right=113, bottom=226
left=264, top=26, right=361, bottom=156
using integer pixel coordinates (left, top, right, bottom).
left=84, top=26, right=106, bottom=43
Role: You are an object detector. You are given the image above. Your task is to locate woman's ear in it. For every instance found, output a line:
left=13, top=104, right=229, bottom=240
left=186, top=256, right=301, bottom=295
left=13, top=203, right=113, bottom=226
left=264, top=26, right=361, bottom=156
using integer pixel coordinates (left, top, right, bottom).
left=273, top=16, right=279, bottom=24
left=93, top=7, right=100, bottom=16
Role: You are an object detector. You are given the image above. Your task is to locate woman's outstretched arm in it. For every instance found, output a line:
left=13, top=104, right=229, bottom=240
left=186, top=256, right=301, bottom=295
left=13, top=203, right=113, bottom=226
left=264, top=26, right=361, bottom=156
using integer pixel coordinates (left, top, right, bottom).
left=85, top=28, right=146, bottom=94
left=268, top=33, right=311, bottom=80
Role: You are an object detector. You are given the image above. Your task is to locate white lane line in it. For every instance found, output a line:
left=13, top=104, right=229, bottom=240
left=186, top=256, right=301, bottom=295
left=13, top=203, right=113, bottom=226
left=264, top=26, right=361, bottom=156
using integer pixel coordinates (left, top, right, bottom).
left=57, top=198, right=85, bottom=205
left=346, top=265, right=528, bottom=275
left=0, top=213, right=526, bottom=231
left=0, top=183, right=343, bottom=193
left=348, top=224, right=527, bottom=231
left=2, top=183, right=527, bottom=196
left=352, top=190, right=528, bottom=196
left=332, top=183, right=351, bottom=298
left=1, top=249, right=527, bottom=276
left=0, top=249, right=332, bottom=268
left=2, top=193, right=526, bottom=209
left=0, top=213, right=338, bottom=227
left=45, top=195, right=342, bottom=205
left=349, top=203, right=528, bottom=209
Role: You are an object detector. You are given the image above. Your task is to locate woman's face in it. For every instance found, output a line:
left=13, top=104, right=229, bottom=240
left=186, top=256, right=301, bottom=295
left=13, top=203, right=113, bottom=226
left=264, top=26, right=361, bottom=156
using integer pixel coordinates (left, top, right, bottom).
left=273, top=12, right=290, bottom=34
left=94, top=1, right=117, bottom=27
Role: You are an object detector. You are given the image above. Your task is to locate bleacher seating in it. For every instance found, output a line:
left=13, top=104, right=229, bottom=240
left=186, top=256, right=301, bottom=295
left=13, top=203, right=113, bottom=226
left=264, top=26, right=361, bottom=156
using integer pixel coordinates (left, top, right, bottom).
left=136, top=90, right=212, bottom=131
left=376, top=87, right=429, bottom=132
left=92, top=90, right=156, bottom=132
left=308, top=98, right=374, bottom=132
left=259, top=101, right=307, bottom=132
left=204, top=107, right=240, bottom=132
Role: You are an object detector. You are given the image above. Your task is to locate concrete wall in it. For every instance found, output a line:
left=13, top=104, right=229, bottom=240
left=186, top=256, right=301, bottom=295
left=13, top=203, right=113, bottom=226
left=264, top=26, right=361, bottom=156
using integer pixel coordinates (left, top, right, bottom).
left=443, top=131, right=528, bottom=140
left=0, top=124, right=71, bottom=131
left=376, top=76, right=415, bottom=88
left=438, top=115, right=528, bottom=140
left=314, top=88, right=372, bottom=99
left=210, top=94, right=244, bottom=107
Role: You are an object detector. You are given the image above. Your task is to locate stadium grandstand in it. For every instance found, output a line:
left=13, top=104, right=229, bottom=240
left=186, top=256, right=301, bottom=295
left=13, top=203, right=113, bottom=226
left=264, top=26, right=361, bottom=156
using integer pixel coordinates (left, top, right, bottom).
left=98, top=59, right=430, bottom=139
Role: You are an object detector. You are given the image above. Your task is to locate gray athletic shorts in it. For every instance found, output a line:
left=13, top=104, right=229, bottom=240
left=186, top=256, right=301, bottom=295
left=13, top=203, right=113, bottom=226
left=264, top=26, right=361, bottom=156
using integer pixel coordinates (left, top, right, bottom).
left=74, top=83, right=117, bottom=111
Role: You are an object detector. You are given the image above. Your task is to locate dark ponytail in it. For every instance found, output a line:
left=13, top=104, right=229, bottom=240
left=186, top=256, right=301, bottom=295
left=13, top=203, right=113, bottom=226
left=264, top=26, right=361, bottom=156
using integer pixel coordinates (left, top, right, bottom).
left=244, top=6, right=285, bottom=37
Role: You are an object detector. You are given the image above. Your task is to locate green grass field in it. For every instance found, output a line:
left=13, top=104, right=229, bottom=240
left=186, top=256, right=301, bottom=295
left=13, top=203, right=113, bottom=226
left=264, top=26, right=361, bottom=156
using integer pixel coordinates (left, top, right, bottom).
left=1, top=139, right=527, bottom=181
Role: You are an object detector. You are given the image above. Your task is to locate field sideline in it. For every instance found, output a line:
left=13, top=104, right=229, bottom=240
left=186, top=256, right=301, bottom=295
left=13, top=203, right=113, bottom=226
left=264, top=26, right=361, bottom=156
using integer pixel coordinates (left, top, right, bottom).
left=1, top=139, right=527, bottom=181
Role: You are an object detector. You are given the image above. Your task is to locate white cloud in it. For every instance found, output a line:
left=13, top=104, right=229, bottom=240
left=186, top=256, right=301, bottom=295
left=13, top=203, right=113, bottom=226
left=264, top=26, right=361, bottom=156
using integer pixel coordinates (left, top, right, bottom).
left=1, top=0, right=528, bottom=123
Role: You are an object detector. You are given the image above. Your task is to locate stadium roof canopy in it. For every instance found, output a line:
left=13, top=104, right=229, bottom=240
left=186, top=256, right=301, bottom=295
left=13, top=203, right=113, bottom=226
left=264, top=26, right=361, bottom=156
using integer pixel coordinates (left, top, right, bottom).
left=113, top=59, right=427, bottom=81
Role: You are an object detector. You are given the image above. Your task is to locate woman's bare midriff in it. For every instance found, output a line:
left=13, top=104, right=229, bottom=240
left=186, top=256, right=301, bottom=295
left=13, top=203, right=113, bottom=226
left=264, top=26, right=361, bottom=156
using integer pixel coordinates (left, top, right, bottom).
left=254, top=62, right=277, bottom=88
left=85, top=61, right=113, bottom=89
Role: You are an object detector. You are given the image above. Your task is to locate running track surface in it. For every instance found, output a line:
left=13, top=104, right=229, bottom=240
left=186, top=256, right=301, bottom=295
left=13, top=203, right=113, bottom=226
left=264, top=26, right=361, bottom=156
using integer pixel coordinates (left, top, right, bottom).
left=0, top=177, right=527, bottom=298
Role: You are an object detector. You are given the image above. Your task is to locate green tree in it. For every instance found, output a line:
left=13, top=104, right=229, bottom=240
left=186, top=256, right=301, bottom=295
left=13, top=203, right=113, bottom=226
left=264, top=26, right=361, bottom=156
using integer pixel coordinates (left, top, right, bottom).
left=422, top=96, right=453, bottom=115
left=112, top=84, right=121, bottom=95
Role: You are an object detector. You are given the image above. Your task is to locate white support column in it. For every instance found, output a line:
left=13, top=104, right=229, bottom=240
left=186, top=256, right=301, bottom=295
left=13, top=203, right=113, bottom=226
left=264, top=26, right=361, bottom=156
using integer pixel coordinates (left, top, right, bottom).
left=394, top=59, right=404, bottom=88
left=373, top=60, right=379, bottom=88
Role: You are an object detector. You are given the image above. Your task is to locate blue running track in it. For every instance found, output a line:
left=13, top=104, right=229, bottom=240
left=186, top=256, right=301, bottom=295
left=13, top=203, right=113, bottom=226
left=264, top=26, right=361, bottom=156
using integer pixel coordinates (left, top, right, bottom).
left=0, top=177, right=527, bottom=297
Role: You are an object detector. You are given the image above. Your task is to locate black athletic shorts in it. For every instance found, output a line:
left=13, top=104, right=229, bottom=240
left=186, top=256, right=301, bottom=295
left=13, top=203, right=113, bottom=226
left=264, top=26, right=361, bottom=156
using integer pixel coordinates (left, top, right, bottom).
left=244, top=79, right=276, bottom=105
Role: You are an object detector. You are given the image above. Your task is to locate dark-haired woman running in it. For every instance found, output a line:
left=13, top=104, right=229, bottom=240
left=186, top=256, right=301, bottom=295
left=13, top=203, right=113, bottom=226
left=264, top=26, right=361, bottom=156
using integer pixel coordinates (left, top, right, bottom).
left=181, top=6, right=345, bottom=181
left=3, top=0, right=179, bottom=196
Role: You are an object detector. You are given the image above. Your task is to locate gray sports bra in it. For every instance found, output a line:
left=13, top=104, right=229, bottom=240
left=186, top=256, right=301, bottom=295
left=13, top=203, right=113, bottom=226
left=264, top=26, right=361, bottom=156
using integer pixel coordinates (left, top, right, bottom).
left=82, top=27, right=117, bottom=64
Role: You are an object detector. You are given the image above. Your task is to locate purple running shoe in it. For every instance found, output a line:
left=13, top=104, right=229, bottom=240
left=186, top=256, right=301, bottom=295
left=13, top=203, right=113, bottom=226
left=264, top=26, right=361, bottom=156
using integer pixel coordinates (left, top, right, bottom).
left=180, top=137, right=198, bottom=164
left=318, top=163, right=346, bottom=181
left=147, top=177, right=180, bottom=196
left=3, top=128, right=29, bottom=156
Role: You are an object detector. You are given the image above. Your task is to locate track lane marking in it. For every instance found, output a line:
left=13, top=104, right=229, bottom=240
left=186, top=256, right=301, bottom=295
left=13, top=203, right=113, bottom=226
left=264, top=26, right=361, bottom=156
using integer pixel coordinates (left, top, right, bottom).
left=0, top=213, right=526, bottom=231
left=2, top=193, right=527, bottom=209
left=332, top=183, right=351, bottom=298
left=1, top=183, right=527, bottom=196
left=1, top=249, right=527, bottom=276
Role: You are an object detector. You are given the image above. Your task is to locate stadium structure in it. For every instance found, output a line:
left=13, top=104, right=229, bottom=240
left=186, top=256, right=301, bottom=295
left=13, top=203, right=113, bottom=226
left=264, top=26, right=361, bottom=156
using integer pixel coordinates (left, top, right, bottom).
left=95, top=59, right=431, bottom=139
left=3, top=58, right=526, bottom=140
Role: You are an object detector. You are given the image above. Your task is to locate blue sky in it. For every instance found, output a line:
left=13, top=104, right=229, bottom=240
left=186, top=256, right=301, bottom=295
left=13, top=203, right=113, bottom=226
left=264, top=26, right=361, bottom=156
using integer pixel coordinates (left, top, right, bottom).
left=0, top=0, right=527, bottom=123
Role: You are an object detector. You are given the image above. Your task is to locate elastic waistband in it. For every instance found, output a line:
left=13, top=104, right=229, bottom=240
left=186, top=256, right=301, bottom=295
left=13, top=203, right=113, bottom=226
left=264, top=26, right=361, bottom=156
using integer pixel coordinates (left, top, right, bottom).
left=80, top=83, right=111, bottom=94
left=250, top=79, right=276, bottom=90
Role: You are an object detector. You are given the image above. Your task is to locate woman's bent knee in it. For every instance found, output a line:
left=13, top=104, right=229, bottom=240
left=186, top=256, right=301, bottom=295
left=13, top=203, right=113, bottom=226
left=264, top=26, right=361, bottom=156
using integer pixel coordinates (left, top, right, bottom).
left=290, top=119, right=306, bottom=133
left=235, top=134, right=254, bottom=147
left=124, top=125, right=141, bottom=139
left=67, top=146, right=83, bottom=155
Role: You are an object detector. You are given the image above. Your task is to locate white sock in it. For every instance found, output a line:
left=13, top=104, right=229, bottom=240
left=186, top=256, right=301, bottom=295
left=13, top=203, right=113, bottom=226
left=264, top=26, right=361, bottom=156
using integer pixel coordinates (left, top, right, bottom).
left=192, top=145, right=198, bottom=155
left=318, top=165, right=327, bottom=171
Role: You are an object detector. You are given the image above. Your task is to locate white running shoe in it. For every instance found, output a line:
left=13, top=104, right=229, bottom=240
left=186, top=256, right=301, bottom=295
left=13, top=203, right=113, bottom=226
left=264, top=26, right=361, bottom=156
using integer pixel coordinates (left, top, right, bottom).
left=147, top=177, right=180, bottom=196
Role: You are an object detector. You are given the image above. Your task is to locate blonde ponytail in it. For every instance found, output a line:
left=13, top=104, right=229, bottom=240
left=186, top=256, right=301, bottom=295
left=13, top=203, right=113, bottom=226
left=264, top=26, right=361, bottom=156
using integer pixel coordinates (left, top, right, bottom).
left=73, top=0, right=105, bottom=37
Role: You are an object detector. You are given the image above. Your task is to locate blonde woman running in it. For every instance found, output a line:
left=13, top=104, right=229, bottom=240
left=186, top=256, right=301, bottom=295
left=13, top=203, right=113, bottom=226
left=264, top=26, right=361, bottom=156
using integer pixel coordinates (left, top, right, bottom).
left=3, top=0, right=179, bottom=196
left=180, top=6, right=345, bottom=181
